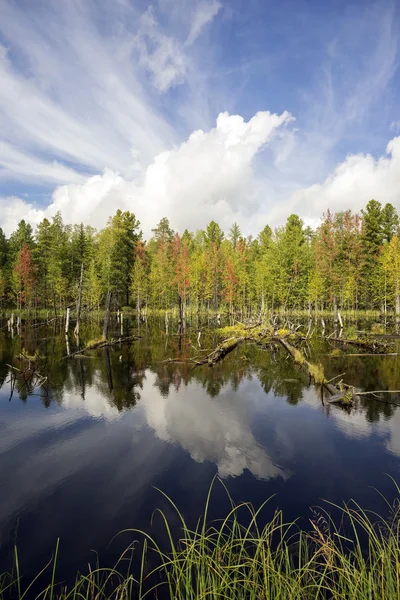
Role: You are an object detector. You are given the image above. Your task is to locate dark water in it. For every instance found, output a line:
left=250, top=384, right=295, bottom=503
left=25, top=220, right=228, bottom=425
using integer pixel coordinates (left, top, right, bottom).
left=1, top=318, right=400, bottom=586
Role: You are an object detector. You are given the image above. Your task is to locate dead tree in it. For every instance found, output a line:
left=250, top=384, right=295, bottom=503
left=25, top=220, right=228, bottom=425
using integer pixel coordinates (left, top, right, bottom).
left=103, top=291, right=112, bottom=340
left=65, top=307, right=70, bottom=334
left=74, top=263, right=84, bottom=337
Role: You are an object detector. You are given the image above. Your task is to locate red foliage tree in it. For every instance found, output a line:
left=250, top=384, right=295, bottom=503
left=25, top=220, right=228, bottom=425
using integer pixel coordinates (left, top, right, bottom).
left=14, top=243, right=37, bottom=306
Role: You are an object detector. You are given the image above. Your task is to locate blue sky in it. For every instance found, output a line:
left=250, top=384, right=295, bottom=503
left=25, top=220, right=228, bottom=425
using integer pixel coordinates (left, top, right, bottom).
left=0, top=0, right=399, bottom=236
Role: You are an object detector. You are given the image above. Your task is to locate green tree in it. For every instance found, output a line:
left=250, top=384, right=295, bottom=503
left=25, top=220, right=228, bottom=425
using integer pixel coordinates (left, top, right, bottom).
left=228, top=222, right=241, bottom=249
left=361, top=200, right=384, bottom=309
left=381, top=203, right=399, bottom=243
left=98, top=210, right=141, bottom=305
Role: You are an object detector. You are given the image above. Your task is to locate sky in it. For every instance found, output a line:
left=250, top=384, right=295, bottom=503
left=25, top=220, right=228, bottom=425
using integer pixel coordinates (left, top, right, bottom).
left=0, top=0, right=399, bottom=238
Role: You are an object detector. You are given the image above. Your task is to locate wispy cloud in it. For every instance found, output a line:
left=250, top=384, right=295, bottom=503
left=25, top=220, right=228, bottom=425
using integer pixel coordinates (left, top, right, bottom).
left=0, top=0, right=221, bottom=188
left=186, top=0, right=222, bottom=46
left=135, top=6, right=187, bottom=92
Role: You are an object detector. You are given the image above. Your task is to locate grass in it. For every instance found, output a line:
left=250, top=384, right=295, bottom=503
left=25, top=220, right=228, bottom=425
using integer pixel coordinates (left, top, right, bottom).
left=1, top=479, right=400, bottom=599
left=346, top=325, right=358, bottom=339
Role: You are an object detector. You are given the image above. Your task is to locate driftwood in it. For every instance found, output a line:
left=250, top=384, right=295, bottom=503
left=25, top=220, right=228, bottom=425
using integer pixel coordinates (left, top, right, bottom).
left=272, top=337, right=357, bottom=406
left=327, top=353, right=400, bottom=357
left=163, top=330, right=400, bottom=407
left=163, top=336, right=254, bottom=367
left=31, top=317, right=61, bottom=329
left=327, top=336, right=392, bottom=353
left=63, top=335, right=141, bottom=359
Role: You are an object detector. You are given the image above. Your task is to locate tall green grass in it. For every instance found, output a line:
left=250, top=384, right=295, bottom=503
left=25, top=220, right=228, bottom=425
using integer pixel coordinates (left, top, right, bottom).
left=1, top=479, right=400, bottom=599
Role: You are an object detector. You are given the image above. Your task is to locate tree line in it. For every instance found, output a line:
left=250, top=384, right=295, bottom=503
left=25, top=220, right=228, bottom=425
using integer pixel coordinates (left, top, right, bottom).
left=0, top=199, right=399, bottom=318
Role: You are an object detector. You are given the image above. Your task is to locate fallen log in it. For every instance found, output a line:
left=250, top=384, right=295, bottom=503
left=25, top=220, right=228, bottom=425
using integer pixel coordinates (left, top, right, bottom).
left=62, top=335, right=141, bottom=359
left=327, top=336, right=392, bottom=353
left=163, top=336, right=254, bottom=367
left=274, top=337, right=355, bottom=406
left=326, top=353, right=400, bottom=357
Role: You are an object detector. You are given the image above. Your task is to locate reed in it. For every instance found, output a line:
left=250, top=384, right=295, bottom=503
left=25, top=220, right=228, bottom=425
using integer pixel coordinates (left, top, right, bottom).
left=1, top=479, right=399, bottom=599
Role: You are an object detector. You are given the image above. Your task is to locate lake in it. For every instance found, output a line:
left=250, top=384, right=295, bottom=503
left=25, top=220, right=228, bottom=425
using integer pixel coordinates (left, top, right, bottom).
left=1, top=317, right=400, bottom=588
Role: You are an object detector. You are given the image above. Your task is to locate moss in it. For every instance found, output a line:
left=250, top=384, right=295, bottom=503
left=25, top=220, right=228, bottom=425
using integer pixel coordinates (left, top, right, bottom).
left=293, top=348, right=306, bottom=365
left=86, top=336, right=106, bottom=349
left=19, top=348, right=42, bottom=361
left=330, top=348, right=342, bottom=357
left=216, top=325, right=247, bottom=337
left=277, top=328, right=290, bottom=337
left=340, top=389, right=354, bottom=406
left=370, top=322, right=386, bottom=335
left=308, top=362, right=326, bottom=384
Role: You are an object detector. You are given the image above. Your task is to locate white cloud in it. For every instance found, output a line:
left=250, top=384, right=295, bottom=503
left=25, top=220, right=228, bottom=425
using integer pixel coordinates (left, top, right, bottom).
left=0, top=196, right=45, bottom=236
left=4, top=129, right=400, bottom=238
left=186, top=1, right=221, bottom=45
left=0, top=0, right=399, bottom=237
left=0, top=1, right=194, bottom=187
left=276, top=136, right=400, bottom=225
left=329, top=400, right=400, bottom=460
left=135, top=7, right=187, bottom=92
left=0, top=110, right=292, bottom=236
left=390, top=121, right=400, bottom=132
left=0, top=0, right=223, bottom=195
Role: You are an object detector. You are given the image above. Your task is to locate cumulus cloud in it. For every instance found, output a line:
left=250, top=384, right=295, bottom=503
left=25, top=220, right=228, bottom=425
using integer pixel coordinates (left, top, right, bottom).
left=0, top=110, right=291, bottom=236
left=0, top=196, right=45, bottom=237
left=5, top=125, right=400, bottom=239
left=263, top=136, right=400, bottom=228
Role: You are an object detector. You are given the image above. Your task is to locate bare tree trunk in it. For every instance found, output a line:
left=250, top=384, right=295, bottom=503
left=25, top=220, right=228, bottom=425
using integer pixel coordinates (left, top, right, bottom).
left=74, top=263, right=84, bottom=336
left=103, top=291, right=112, bottom=340
left=333, top=294, right=338, bottom=325
left=65, top=334, right=70, bottom=357
left=65, top=307, right=70, bottom=334
left=396, top=277, right=400, bottom=321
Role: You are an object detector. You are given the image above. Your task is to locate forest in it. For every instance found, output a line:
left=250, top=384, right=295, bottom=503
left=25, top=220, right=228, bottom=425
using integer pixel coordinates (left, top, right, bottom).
left=0, top=198, right=400, bottom=318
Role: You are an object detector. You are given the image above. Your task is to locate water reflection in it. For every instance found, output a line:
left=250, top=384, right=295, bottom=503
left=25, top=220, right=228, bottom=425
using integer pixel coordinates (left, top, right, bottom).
left=1, top=325, right=400, bottom=465
left=1, top=321, right=400, bottom=585
left=142, top=372, right=285, bottom=479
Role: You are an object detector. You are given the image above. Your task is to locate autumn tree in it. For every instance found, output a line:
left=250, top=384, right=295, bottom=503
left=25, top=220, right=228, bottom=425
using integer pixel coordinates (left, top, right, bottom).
left=14, top=243, right=37, bottom=309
